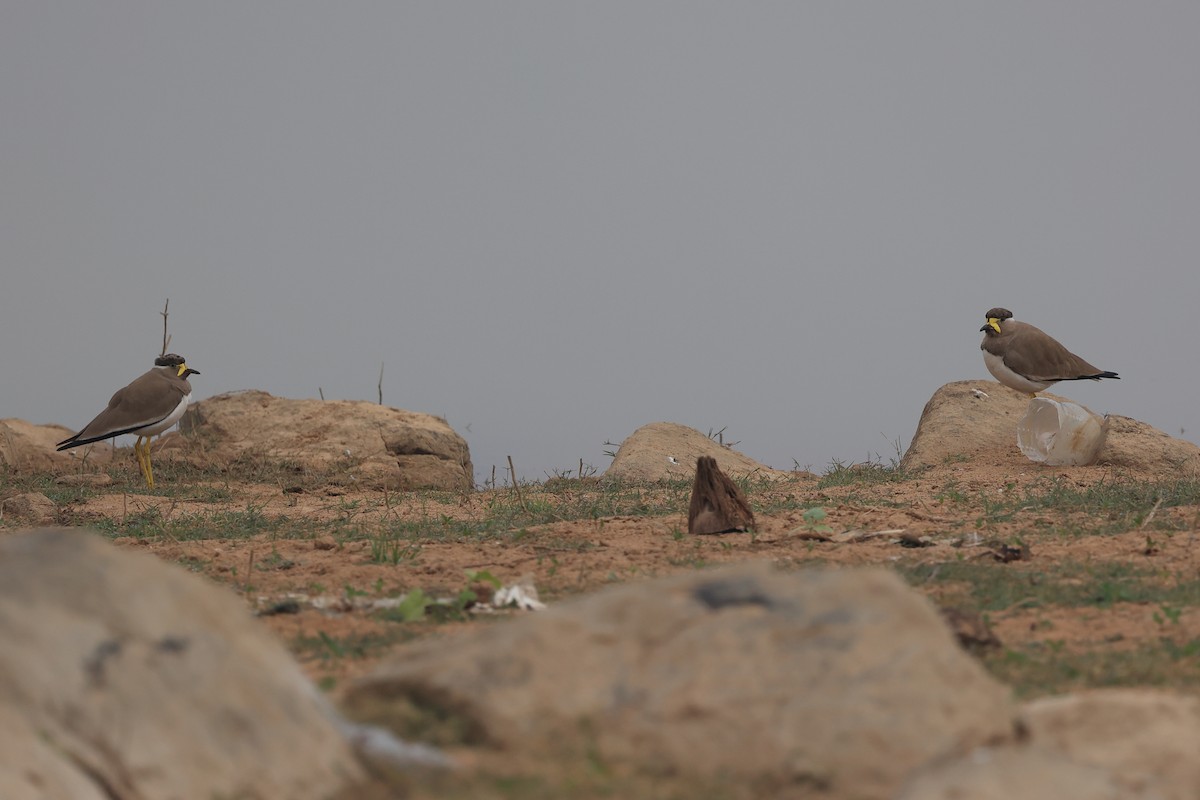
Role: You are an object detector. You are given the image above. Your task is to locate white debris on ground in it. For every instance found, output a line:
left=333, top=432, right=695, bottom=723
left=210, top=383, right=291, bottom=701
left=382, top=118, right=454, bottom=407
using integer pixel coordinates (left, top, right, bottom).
left=255, top=580, right=548, bottom=615
left=490, top=581, right=547, bottom=611
left=338, top=720, right=455, bottom=770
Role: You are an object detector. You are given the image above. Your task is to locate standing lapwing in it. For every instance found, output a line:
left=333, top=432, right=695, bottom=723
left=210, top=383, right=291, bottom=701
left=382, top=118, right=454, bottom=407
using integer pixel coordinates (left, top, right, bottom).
left=57, top=354, right=199, bottom=488
left=980, top=308, right=1118, bottom=396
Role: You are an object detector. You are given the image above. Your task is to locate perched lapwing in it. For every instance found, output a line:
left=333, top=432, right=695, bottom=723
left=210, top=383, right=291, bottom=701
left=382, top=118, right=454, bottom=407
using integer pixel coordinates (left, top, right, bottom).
left=980, top=308, right=1118, bottom=396
left=57, top=354, right=200, bottom=488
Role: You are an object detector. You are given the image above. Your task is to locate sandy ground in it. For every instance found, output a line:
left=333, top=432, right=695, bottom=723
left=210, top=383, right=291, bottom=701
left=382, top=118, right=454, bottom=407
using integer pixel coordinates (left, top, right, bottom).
left=42, top=458, right=1200, bottom=695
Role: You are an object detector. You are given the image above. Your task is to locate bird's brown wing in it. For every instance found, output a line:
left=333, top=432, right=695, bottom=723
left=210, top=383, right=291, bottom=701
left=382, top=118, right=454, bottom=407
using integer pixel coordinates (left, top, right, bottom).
left=1002, top=324, right=1105, bottom=381
left=57, top=370, right=187, bottom=448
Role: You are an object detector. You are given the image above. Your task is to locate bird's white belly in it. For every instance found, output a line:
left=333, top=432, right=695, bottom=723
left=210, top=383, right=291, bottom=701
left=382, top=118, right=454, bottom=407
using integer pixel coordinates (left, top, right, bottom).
left=138, top=392, right=192, bottom=437
left=983, top=352, right=1050, bottom=394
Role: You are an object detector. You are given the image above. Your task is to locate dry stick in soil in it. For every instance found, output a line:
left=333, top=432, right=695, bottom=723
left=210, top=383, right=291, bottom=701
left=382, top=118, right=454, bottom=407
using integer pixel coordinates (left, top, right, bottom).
left=687, top=456, right=756, bottom=535
left=160, top=298, right=171, bottom=356
left=507, top=455, right=529, bottom=512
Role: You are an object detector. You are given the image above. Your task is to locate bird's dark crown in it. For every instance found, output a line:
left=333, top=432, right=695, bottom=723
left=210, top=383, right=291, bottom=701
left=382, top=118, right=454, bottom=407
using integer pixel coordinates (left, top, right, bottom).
left=155, top=353, right=188, bottom=367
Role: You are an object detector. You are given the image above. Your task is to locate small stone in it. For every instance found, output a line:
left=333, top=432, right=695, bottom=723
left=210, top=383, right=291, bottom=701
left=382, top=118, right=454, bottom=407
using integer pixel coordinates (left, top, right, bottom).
left=1, top=492, right=57, bottom=525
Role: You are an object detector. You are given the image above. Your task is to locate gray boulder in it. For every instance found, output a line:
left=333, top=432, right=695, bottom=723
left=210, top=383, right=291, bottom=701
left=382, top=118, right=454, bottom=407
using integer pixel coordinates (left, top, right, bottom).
left=897, top=688, right=1200, bottom=799
left=901, top=380, right=1200, bottom=476
left=604, top=421, right=790, bottom=483
left=344, top=563, right=1016, bottom=798
left=179, top=390, right=474, bottom=490
left=0, top=529, right=363, bottom=800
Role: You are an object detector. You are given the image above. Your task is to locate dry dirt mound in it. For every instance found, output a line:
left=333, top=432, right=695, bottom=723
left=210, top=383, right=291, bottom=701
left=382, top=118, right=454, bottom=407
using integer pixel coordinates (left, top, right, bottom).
left=901, top=380, right=1200, bottom=478
left=603, top=421, right=793, bottom=482
left=343, top=562, right=1016, bottom=798
left=180, top=390, right=473, bottom=490
left=0, top=418, right=114, bottom=472
left=0, top=528, right=362, bottom=800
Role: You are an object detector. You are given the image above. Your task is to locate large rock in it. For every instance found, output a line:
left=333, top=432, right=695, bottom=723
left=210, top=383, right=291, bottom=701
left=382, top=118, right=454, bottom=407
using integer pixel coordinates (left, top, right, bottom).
left=895, top=745, right=1146, bottom=800
left=180, top=390, right=473, bottom=490
left=896, top=689, right=1200, bottom=799
left=0, top=419, right=114, bottom=472
left=1020, top=690, right=1200, bottom=799
left=343, top=563, right=1016, bottom=798
left=901, top=380, right=1200, bottom=476
left=0, top=492, right=56, bottom=526
left=0, top=529, right=362, bottom=800
left=604, top=421, right=788, bottom=482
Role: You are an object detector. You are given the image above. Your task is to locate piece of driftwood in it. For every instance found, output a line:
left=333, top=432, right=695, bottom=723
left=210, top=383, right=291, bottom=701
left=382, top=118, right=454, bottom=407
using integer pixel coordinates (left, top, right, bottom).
left=687, top=456, right=756, bottom=535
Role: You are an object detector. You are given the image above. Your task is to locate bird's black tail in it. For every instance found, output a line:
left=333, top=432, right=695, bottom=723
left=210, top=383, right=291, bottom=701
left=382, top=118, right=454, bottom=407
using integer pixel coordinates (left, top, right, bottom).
left=1060, top=371, right=1119, bottom=382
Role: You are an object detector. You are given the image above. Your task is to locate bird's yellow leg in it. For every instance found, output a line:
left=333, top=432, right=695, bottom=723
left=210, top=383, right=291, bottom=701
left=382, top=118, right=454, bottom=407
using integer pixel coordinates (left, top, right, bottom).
left=134, top=437, right=145, bottom=485
left=135, top=436, right=154, bottom=488
left=144, top=436, right=155, bottom=489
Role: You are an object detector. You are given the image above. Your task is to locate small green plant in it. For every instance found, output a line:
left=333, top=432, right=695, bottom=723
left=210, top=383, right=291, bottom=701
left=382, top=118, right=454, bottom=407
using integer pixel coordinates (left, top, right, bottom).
left=1154, top=604, right=1184, bottom=627
left=318, top=631, right=345, bottom=657
left=800, top=507, right=833, bottom=535
left=369, top=535, right=421, bottom=565
left=465, top=569, right=503, bottom=589
left=391, top=588, right=430, bottom=622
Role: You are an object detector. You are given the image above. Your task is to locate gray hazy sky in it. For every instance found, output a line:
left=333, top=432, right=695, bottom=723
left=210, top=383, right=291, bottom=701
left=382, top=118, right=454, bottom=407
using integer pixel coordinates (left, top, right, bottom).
left=3, top=4, right=1198, bottom=482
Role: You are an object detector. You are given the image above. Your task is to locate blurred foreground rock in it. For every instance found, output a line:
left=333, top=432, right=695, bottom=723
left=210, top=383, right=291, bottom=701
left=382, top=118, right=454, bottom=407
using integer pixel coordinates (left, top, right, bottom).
left=901, top=380, right=1200, bottom=476
left=0, top=529, right=363, bottom=800
left=180, top=390, right=473, bottom=490
left=344, top=563, right=1017, bottom=798
left=604, top=421, right=793, bottom=482
left=899, top=689, right=1200, bottom=799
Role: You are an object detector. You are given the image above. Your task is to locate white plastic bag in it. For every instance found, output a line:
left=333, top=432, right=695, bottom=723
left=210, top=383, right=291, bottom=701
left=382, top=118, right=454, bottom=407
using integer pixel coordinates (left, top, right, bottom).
left=1016, top=398, right=1108, bottom=466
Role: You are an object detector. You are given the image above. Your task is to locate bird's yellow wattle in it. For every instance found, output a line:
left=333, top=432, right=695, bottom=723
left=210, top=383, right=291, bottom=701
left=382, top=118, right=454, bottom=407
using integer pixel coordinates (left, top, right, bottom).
left=987, top=318, right=1002, bottom=334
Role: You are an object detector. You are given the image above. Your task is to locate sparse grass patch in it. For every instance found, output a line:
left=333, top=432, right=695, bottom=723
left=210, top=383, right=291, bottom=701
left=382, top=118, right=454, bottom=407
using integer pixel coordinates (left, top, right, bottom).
left=818, top=459, right=906, bottom=489
left=369, top=534, right=422, bottom=565
left=1019, top=477, right=1200, bottom=521
left=291, top=628, right=417, bottom=667
left=898, top=560, right=1200, bottom=612
left=92, top=505, right=311, bottom=541
left=984, top=638, right=1200, bottom=699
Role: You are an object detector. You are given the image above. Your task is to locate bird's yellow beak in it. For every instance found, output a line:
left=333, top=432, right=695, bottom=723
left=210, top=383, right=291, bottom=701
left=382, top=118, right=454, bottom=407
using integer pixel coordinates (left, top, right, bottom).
left=986, top=318, right=1002, bottom=335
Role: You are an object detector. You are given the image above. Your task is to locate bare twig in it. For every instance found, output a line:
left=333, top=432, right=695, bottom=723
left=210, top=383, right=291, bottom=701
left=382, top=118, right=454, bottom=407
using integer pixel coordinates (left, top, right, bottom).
left=318, top=387, right=325, bottom=401
left=507, top=455, right=528, bottom=512
left=378, top=362, right=384, bottom=405
left=160, top=299, right=171, bottom=356
left=1140, top=495, right=1164, bottom=530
